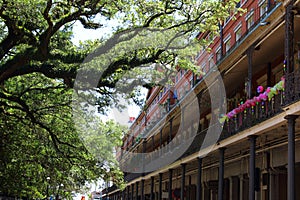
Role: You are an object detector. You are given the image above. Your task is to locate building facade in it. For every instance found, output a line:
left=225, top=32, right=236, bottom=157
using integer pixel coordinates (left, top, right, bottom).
left=105, top=0, right=300, bottom=199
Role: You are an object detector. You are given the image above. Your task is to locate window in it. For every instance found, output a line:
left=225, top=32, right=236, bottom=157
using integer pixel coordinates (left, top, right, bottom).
left=201, top=62, right=207, bottom=74
left=247, top=15, right=254, bottom=29
left=235, top=28, right=242, bottom=41
left=216, top=47, right=222, bottom=62
left=246, top=9, right=254, bottom=30
left=180, top=69, right=184, bottom=77
left=163, top=87, right=167, bottom=93
left=224, top=35, right=231, bottom=52
left=234, top=24, right=242, bottom=42
left=259, top=0, right=268, bottom=17
left=189, top=75, right=194, bottom=88
left=209, top=55, right=214, bottom=69
left=225, top=40, right=231, bottom=52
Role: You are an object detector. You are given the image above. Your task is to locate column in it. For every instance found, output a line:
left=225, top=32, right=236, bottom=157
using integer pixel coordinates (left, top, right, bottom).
left=169, top=169, right=173, bottom=200
left=160, top=129, right=163, bottom=156
left=284, top=2, right=295, bottom=104
left=285, top=115, right=298, bottom=200
left=136, top=182, right=139, bottom=200
left=169, top=118, right=173, bottom=152
left=141, top=179, right=145, bottom=200
left=143, top=139, right=147, bottom=174
left=249, top=135, right=257, bottom=200
left=131, top=184, right=134, bottom=200
left=246, top=46, right=254, bottom=99
left=285, top=3, right=295, bottom=74
left=229, top=177, right=233, bottom=200
left=159, top=173, right=163, bottom=200
left=181, top=164, right=186, bottom=200
left=267, top=63, right=272, bottom=86
left=219, top=23, right=224, bottom=58
left=218, top=148, right=226, bottom=200
left=127, top=185, right=130, bottom=200
left=239, top=175, right=243, bottom=200
left=197, top=157, right=203, bottom=200
left=152, top=136, right=155, bottom=152
left=150, top=176, right=154, bottom=200
left=188, top=175, right=192, bottom=199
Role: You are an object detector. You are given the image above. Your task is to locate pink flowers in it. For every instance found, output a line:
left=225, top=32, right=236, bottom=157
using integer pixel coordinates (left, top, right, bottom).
left=219, top=78, right=285, bottom=122
left=257, top=85, right=264, bottom=93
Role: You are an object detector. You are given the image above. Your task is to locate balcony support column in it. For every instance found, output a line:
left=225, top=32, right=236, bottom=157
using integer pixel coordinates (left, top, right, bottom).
left=169, top=169, right=173, bottom=200
left=197, top=157, right=203, bottom=200
left=169, top=118, right=173, bottom=143
left=159, top=173, right=163, bottom=200
left=284, top=2, right=295, bottom=104
left=219, top=23, right=224, bottom=57
left=131, top=184, right=134, bottom=200
left=150, top=176, right=154, bottom=200
left=285, top=115, right=298, bottom=200
left=141, top=179, right=145, bottom=200
left=218, top=148, right=226, bottom=200
left=142, top=139, right=146, bottom=174
left=160, top=129, right=162, bottom=147
left=285, top=2, right=295, bottom=74
left=152, top=136, right=154, bottom=152
left=135, top=182, right=139, bottom=200
left=127, top=185, right=130, bottom=200
left=267, top=62, right=272, bottom=86
left=181, top=163, right=186, bottom=200
left=246, top=46, right=254, bottom=99
left=249, top=135, right=257, bottom=200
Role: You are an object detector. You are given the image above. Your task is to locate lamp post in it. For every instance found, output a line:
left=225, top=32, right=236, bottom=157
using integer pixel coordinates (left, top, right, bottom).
left=46, top=177, right=50, bottom=200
